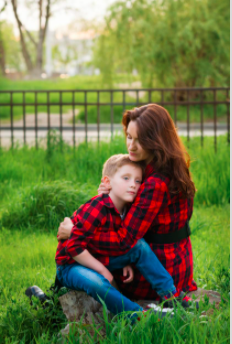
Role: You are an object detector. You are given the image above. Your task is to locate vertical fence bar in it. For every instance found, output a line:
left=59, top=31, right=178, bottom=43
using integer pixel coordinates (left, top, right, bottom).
left=35, top=91, right=38, bottom=149
left=10, top=91, right=13, bottom=149
left=23, top=91, right=26, bottom=146
left=59, top=91, right=63, bottom=151
left=47, top=91, right=50, bottom=149
left=148, top=89, right=151, bottom=104
left=187, top=90, right=190, bottom=143
left=161, top=89, right=164, bottom=106
left=47, top=91, right=50, bottom=130
left=200, top=90, right=204, bottom=147
left=97, top=91, right=100, bottom=144
left=84, top=91, right=88, bottom=145
left=226, top=88, right=230, bottom=144
left=72, top=91, right=76, bottom=148
left=213, top=89, right=217, bottom=153
left=136, top=90, right=139, bottom=106
left=174, top=89, right=177, bottom=125
left=110, top=91, right=114, bottom=140
left=123, top=90, right=126, bottom=113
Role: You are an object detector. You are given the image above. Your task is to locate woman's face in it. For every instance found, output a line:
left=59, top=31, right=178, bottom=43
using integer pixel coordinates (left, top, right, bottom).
left=126, top=121, right=153, bottom=164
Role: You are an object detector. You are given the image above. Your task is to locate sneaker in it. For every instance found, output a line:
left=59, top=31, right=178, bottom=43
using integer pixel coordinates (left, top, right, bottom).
left=141, top=303, right=174, bottom=319
left=25, top=285, right=49, bottom=305
left=162, top=291, right=199, bottom=310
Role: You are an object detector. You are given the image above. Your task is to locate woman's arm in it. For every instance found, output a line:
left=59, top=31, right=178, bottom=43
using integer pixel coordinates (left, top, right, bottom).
left=57, top=217, right=73, bottom=240
left=96, top=177, right=168, bottom=251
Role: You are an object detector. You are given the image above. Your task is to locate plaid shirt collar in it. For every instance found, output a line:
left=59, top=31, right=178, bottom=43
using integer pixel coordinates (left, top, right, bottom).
left=101, top=193, right=122, bottom=215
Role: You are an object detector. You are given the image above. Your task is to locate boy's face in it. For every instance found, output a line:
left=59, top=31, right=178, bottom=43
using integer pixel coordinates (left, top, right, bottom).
left=107, top=164, right=142, bottom=204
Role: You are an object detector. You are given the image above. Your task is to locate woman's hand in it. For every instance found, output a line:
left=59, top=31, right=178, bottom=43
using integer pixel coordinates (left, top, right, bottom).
left=122, top=265, right=134, bottom=283
left=97, top=178, right=111, bottom=195
left=57, top=217, right=73, bottom=241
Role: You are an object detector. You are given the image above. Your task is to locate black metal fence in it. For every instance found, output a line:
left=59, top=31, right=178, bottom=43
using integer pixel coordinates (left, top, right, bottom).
left=0, top=87, right=230, bottom=151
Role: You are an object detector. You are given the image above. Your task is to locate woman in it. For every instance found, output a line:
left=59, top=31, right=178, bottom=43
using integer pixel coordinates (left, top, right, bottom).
left=58, top=104, right=197, bottom=300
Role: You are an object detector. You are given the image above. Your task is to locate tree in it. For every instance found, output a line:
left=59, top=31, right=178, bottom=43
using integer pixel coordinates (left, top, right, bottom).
left=0, top=0, right=7, bottom=75
left=93, top=0, right=230, bottom=90
left=11, top=0, right=51, bottom=78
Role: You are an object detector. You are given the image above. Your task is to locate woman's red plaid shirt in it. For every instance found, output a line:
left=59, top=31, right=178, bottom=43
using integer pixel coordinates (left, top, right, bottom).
left=93, top=163, right=197, bottom=300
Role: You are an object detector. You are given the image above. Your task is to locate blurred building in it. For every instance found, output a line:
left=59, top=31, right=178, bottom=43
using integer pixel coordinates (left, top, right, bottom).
left=46, top=27, right=99, bottom=77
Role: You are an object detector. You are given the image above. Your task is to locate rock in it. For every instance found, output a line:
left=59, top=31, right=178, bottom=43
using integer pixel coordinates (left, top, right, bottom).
left=187, top=287, right=221, bottom=306
left=58, top=288, right=222, bottom=338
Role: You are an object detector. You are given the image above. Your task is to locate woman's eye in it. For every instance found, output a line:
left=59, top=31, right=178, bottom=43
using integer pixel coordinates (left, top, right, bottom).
left=127, top=135, right=131, bottom=139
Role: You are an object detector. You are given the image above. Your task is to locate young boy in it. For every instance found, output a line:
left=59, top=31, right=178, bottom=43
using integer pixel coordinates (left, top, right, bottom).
left=55, top=154, right=191, bottom=318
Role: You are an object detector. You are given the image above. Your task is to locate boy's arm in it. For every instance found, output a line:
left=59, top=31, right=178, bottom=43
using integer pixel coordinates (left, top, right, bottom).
left=73, top=249, right=114, bottom=284
left=65, top=197, right=107, bottom=259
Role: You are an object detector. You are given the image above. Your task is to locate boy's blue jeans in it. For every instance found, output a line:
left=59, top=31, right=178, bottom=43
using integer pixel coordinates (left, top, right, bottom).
left=56, top=238, right=175, bottom=315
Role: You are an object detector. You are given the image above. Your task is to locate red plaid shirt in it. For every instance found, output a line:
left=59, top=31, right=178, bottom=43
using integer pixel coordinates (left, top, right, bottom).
left=92, top=163, right=197, bottom=299
left=55, top=194, right=134, bottom=266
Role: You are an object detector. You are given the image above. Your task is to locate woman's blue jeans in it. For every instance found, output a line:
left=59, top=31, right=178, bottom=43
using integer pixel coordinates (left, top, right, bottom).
left=56, top=238, right=175, bottom=315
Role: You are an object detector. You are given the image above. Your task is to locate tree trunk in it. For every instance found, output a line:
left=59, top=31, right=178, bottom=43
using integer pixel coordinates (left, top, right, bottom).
left=0, top=32, right=6, bottom=76
left=11, top=0, right=51, bottom=78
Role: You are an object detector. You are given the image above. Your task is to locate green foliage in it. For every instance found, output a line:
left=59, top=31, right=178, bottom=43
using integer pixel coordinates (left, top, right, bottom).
left=94, top=0, right=230, bottom=88
left=0, top=135, right=230, bottom=343
left=0, top=181, right=95, bottom=231
left=0, top=206, right=230, bottom=343
left=0, top=20, right=23, bottom=73
left=187, top=135, right=230, bottom=206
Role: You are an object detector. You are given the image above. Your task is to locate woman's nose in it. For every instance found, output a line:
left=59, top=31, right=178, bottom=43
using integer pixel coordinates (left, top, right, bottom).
left=129, top=140, right=136, bottom=150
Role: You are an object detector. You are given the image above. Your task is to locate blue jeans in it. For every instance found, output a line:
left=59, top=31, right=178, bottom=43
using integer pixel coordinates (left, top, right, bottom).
left=56, top=239, right=175, bottom=315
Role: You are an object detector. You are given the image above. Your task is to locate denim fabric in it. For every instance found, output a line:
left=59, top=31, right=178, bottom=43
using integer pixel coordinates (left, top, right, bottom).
left=56, top=263, right=143, bottom=315
left=108, top=238, right=175, bottom=297
left=56, top=238, right=175, bottom=315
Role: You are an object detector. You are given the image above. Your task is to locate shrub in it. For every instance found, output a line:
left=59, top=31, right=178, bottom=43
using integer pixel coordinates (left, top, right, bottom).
left=0, top=181, right=95, bottom=231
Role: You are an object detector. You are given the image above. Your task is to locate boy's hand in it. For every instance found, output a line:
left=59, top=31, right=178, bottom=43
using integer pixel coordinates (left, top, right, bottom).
left=122, top=265, right=134, bottom=283
left=57, top=217, right=73, bottom=241
left=101, top=268, right=114, bottom=284
left=98, top=178, right=111, bottom=195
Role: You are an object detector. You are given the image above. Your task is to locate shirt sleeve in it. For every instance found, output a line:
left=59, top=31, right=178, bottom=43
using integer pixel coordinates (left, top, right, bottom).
left=97, top=177, right=168, bottom=251
left=188, top=197, right=194, bottom=221
left=66, top=199, right=106, bottom=258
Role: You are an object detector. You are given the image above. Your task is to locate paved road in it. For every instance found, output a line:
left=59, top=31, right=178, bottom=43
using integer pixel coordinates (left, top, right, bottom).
left=0, top=123, right=229, bottom=148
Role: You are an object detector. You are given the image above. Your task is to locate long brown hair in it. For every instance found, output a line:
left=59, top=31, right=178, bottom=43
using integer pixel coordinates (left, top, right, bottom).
left=122, top=104, right=196, bottom=198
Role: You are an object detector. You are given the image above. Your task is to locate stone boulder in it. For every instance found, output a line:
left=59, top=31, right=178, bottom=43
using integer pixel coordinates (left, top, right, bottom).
left=58, top=288, right=221, bottom=339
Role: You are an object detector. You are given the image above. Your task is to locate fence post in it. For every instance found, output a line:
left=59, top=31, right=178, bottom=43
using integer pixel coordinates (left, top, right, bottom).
left=35, top=91, right=38, bottom=149
left=10, top=91, right=13, bottom=149
left=23, top=91, right=26, bottom=146
left=72, top=91, right=76, bottom=148
left=200, top=90, right=204, bottom=147
left=213, top=89, right=217, bottom=153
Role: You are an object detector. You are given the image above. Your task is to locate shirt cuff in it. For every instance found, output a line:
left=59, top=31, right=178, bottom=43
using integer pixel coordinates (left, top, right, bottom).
left=66, top=246, right=85, bottom=258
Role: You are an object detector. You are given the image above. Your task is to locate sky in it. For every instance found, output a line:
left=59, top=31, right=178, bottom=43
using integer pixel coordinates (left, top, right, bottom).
left=1, top=0, right=117, bottom=33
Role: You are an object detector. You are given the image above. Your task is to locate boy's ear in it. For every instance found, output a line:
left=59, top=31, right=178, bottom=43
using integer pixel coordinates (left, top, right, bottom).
left=103, top=176, right=111, bottom=189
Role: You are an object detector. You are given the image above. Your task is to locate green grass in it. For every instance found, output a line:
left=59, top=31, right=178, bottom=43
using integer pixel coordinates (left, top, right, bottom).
left=0, top=135, right=230, bottom=343
left=0, top=206, right=229, bottom=343
left=0, top=76, right=228, bottom=122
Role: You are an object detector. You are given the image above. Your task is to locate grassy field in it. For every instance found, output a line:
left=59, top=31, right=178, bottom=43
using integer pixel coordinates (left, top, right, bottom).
left=0, top=135, right=230, bottom=343
left=0, top=76, right=228, bottom=123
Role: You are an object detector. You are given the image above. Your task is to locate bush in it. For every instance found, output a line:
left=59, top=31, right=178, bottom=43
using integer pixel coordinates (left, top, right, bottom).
left=0, top=181, right=95, bottom=231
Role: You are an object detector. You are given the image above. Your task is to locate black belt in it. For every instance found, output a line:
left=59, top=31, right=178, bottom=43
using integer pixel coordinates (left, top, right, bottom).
left=144, top=221, right=191, bottom=244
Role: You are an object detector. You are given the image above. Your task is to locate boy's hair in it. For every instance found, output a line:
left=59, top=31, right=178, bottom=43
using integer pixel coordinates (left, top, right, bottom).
left=102, top=154, right=146, bottom=178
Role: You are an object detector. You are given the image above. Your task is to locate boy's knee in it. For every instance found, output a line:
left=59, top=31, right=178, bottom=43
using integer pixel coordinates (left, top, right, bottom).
left=134, top=238, right=149, bottom=251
